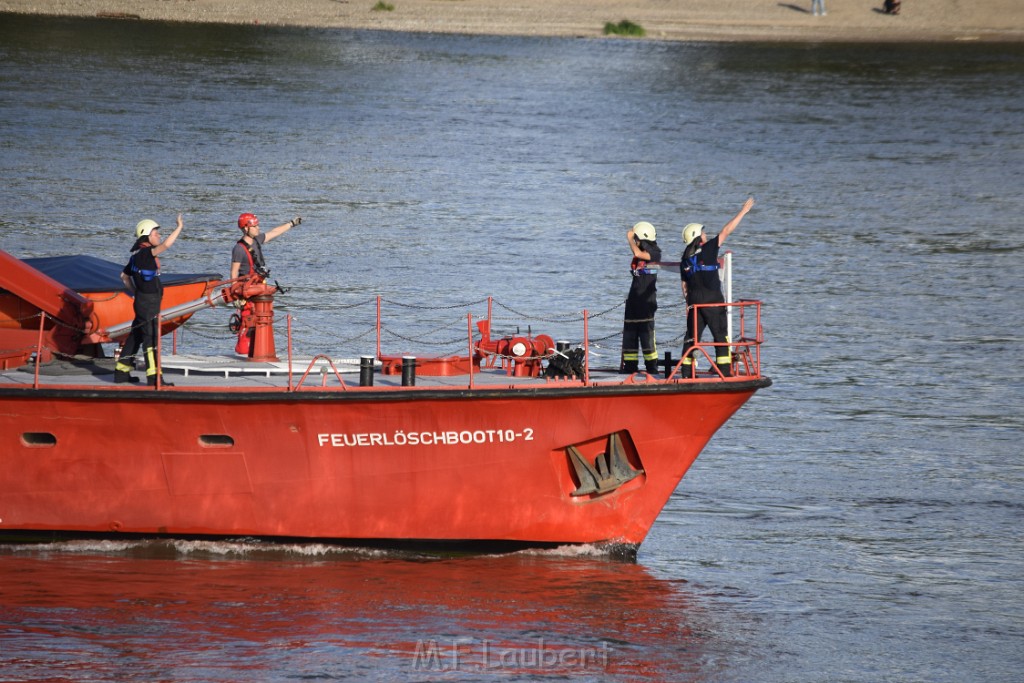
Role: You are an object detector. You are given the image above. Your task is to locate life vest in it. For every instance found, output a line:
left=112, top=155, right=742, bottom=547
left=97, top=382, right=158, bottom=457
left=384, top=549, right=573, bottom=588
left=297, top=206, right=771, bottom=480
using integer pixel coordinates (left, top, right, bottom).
left=237, top=237, right=267, bottom=278
left=630, top=257, right=659, bottom=277
left=630, top=240, right=661, bottom=277
left=681, top=243, right=718, bottom=282
left=128, top=244, right=160, bottom=283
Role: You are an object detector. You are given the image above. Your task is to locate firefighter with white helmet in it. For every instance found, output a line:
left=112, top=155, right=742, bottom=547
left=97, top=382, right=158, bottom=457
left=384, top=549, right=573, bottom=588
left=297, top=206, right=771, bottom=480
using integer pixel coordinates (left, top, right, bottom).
left=135, top=219, right=159, bottom=238
left=621, top=220, right=662, bottom=375
left=679, top=197, right=755, bottom=378
left=682, top=222, right=704, bottom=245
left=116, top=214, right=185, bottom=386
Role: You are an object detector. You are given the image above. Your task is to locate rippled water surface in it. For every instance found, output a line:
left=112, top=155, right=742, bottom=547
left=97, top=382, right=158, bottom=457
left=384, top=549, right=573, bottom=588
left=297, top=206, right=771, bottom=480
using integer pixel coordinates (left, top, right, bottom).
left=1, top=14, right=1023, bottom=682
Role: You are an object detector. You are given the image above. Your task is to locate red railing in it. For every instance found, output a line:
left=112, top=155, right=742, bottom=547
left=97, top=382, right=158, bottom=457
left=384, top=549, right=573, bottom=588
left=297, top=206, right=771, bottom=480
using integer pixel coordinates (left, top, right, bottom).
left=666, top=299, right=763, bottom=381
left=9, top=299, right=763, bottom=392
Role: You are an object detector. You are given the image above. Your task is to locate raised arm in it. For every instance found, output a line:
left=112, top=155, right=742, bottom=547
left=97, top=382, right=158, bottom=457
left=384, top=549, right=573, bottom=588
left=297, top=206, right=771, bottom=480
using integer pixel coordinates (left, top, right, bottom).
left=264, top=216, right=302, bottom=243
left=627, top=229, right=653, bottom=260
left=152, top=213, right=184, bottom=256
left=718, top=197, right=755, bottom=246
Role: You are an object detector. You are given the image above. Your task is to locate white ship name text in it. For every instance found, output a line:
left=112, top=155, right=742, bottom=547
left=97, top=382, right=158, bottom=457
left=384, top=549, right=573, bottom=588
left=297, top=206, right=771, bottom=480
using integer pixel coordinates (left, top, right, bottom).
left=317, top=428, right=535, bottom=448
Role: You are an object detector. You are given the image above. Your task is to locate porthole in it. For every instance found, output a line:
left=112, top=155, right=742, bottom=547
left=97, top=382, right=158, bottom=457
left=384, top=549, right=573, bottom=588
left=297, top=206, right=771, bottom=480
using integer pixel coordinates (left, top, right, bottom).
left=21, top=432, right=57, bottom=447
left=198, top=434, right=235, bottom=448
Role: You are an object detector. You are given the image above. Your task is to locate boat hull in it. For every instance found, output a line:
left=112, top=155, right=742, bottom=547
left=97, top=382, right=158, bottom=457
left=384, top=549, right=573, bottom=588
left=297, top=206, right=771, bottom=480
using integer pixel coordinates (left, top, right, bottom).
left=0, top=381, right=765, bottom=548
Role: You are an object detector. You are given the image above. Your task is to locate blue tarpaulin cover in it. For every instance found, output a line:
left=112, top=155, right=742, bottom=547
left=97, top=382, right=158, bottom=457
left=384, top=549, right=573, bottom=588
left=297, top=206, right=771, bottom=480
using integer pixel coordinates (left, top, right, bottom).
left=23, top=255, right=221, bottom=293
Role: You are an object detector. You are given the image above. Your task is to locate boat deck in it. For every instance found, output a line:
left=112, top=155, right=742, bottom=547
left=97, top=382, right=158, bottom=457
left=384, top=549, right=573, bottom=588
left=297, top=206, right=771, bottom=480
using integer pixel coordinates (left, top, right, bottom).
left=0, top=353, right=752, bottom=392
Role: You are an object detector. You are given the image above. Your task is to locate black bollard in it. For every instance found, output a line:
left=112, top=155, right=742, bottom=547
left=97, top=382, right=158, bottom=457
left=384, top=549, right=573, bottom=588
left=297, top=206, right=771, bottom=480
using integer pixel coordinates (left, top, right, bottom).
left=401, top=356, right=416, bottom=387
left=663, top=351, right=672, bottom=379
left=359, top=355, right=375, bottom=387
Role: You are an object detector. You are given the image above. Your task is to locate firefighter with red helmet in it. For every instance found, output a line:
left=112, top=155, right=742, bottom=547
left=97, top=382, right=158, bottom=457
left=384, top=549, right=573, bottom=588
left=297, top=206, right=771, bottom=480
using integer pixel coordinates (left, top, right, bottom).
left=230, top=212, right=301, bottom=282
left=229, top=212, right=300, bottom=357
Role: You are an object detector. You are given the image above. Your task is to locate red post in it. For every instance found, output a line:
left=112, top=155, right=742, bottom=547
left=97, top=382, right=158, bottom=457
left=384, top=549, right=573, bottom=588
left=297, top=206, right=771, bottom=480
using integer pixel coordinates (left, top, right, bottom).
left=248, top=294, right=279, bottom=362
left=33, top=312, right=44, bottom=389
left=156, top=311, right=163, bottom=388
left=287, top=314, right=293, bottom=392
left=468, top=313, right=474, bottom=390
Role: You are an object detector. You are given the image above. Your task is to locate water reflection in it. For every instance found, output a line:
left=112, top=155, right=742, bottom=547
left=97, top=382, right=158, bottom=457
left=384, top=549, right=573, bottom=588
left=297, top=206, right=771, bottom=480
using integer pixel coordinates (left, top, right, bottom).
left=1, top=541, right=731, bottom=681
left=2, top=13, right=1023, bottom=682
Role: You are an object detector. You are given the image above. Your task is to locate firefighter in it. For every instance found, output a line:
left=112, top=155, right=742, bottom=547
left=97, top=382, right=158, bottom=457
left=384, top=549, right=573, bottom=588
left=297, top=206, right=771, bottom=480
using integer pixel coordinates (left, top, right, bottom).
left=229, top=212, right=300, bottom=357
left=679, top=197, right=754, bottom=378
left=230, top=212, right=301, bottom=282
left=116, top=214, right=184, bottom=386
left=621, top=221, right=662, bottom=375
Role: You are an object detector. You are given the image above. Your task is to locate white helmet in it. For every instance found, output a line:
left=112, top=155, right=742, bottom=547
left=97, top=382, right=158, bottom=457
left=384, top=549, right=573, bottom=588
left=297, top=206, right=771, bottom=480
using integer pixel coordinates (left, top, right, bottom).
left=682, top=222, right=704, bottom=244
left=632, top=221, right=656, bottom=242
left=135, top=219, right=159, bottom=238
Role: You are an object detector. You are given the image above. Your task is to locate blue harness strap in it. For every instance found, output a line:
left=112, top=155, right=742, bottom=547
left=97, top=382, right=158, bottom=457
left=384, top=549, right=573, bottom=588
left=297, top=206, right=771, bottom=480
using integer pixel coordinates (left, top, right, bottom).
left=129, top=254, right=158, bottom=282
left=683, top=255, right=718, bottom=274
left=632, top=265, right=660, bottom=276
left=630, top=255, right=660, bottom=277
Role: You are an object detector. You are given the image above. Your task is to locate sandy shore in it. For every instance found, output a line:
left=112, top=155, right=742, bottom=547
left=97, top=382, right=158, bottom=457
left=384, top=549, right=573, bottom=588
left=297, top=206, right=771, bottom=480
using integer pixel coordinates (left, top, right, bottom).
left=1, top=0, right=1022, bottom=43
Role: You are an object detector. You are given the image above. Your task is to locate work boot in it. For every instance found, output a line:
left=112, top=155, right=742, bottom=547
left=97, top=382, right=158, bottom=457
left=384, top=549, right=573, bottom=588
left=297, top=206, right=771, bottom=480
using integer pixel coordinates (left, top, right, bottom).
left=645, top=360, right=660, bottom=375
left=716, top=363, right=732, bottom=378
left=620, top=360, right=639, bottom=375
left=114, top=370, right=139, bottom=384
left=679, top=363, right=694, bottom=379
left=147, top=375, right=175, bottom=387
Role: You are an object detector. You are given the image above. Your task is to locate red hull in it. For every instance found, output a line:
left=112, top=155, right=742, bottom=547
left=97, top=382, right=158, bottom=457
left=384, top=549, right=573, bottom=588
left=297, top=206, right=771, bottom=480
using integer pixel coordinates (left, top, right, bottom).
left=0, top=383, right=762, bottom=548
left=0, top=248, right=770, bottom=551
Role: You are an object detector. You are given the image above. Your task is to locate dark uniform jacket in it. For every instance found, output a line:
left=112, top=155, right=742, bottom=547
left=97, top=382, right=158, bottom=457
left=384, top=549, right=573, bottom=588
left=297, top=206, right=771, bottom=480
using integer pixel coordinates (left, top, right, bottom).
left=123, top=242, right=163, bottom=296
left=625, top=240, right=661, bottom=320
left=681, top=235, right=723, bottom=303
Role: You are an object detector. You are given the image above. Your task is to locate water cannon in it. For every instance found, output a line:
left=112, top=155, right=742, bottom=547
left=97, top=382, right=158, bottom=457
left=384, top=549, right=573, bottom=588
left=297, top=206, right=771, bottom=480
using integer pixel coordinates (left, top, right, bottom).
left=225, top=274, right=281, bottom=361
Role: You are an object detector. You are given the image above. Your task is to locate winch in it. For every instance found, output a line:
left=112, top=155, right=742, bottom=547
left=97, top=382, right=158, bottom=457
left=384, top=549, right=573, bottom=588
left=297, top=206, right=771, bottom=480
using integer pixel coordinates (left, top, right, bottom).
left=475, top=319, right=555, bottom=378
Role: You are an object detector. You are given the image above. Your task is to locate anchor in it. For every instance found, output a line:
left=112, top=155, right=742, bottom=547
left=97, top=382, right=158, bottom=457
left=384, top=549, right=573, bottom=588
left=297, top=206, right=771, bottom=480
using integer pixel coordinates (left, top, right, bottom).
left=567, top=432, right=644, bottom=497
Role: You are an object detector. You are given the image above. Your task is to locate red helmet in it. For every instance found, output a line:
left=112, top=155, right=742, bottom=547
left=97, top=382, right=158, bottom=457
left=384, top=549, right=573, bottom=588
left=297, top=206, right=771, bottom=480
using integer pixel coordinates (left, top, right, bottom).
left=238, top=213, right=259, bottom=230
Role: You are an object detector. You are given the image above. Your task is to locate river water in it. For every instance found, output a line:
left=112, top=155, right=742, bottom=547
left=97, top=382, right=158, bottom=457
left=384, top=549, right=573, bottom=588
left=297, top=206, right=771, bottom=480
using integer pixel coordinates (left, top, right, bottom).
left=1, top=13, right=1023, bottom=682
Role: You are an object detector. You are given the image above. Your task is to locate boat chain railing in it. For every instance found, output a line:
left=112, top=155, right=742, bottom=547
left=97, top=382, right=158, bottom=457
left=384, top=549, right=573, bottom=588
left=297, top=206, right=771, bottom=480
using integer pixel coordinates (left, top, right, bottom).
left=5, top=293, right=763, bottom=391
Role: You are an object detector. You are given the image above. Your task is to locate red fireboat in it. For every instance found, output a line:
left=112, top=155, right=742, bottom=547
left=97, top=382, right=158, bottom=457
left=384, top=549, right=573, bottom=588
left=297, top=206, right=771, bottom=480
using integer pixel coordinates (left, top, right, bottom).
left=0, top=248, right=769, bottom=555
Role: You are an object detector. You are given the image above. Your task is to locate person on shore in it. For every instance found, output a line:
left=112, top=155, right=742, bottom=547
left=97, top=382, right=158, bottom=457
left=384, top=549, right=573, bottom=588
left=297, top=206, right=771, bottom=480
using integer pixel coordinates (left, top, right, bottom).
left=883, top=0, right=901, bottom=14
left=621, top=221, right=662, bottom=375
left=811, top=0, right=826, bottom=16
left=679, top=197, right=754, bottom=378
left=116, top=215, right=184, bottom=386
left=230, top=212, right=302, bottom=282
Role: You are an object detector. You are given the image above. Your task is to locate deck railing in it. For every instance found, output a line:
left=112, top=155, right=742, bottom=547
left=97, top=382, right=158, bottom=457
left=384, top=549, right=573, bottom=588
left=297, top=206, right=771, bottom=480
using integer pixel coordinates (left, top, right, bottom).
left=5, top=297, right=763, bottom=391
